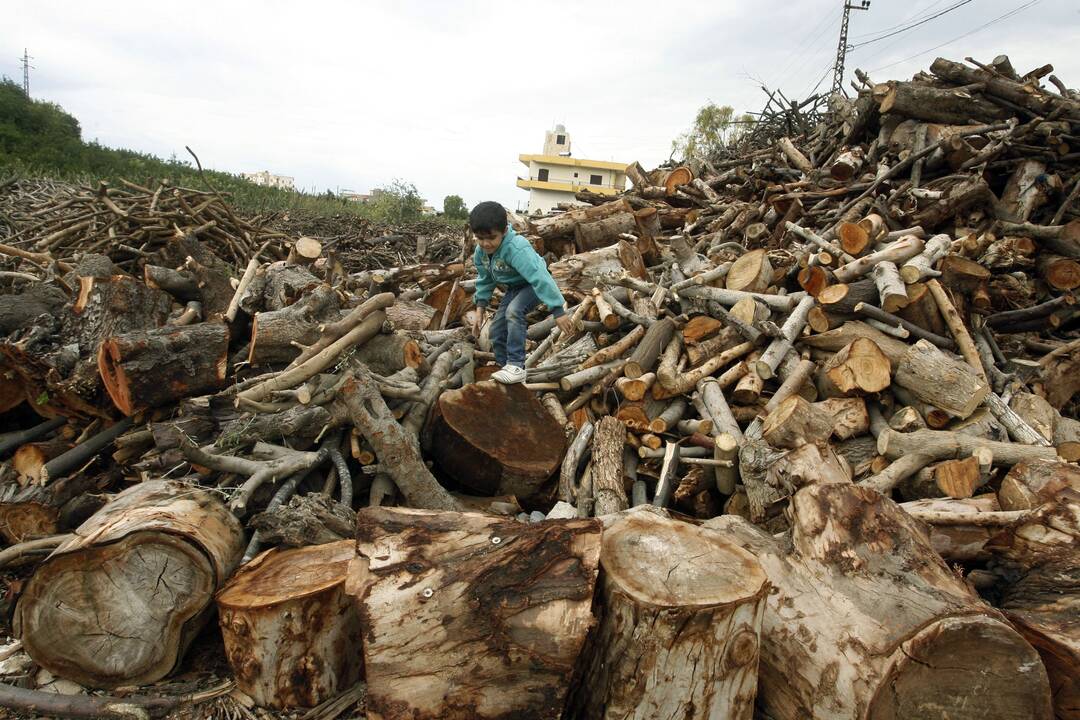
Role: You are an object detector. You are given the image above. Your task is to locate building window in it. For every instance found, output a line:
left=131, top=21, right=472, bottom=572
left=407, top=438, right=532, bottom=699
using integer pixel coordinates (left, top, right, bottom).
left=538, top=168, right=549, bottom=182
left=573, top=172, right=578, bottom=178
left=590, top=174, right=603, bottom=186
left=556, top=134, right=565, bottom=145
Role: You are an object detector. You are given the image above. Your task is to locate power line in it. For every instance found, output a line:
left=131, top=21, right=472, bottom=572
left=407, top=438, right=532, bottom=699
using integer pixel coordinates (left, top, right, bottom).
left=849, top=0, right=949, bottom=39
left=769, top=7, right=844, bottom=90
left=850, top=0, right=974, bottom=49
left=867, top=0, right=1043, bottom=73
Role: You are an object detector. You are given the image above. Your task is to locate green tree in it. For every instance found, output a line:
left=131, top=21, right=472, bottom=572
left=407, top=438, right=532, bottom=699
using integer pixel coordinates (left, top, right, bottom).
left=368, top=179, right=424, bottom=222
left=443, top=194, right=468, bottom=220
left=671, top=103, right=754, bottom=163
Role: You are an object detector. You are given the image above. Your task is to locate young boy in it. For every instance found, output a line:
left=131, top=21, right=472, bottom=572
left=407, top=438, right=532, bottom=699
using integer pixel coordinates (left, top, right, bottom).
left=469, top=201, right=573, bottom=384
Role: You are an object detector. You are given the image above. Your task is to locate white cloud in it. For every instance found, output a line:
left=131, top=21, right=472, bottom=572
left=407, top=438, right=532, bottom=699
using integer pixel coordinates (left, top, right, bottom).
left=6, top=0, right=1079, bottom=212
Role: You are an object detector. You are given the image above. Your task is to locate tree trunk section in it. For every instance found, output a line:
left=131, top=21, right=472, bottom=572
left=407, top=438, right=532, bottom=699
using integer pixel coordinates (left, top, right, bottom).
left=705, top=483, right=1053, bottom=720
left=624, top=317, right=675, bottom=379
left=726, top=249, right=773, bottom=294
left=248, top=285, right=339, bottom=365
left=430, top=381, right=566, bottom=501
left=346, top=506, right=602, bottom=720
left=98, top=321, right=229, bottom=415
left=352, top=332, right=424, bottom=375
left=591, top=417, right=628, bottom=516
left=569, top=509, right=767, bottom=720
left=217, top=540, right=362, bottom=709
left=894, top=339, right=989, bottom=418
left=14, top=480, right=243, bottom=689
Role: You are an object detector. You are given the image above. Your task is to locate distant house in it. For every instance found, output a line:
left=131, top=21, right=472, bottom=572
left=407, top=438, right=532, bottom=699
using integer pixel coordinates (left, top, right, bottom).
left=516, top=125, right=626, bottom=215
left=340, top=191, right=373, bottom=203
left=242, top=170, right=295, bottom=190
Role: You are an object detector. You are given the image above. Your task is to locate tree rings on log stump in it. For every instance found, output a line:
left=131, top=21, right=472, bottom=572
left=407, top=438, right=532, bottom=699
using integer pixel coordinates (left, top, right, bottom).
left=14, top=481, right=244, bottom=688
left=217, top=540, right=362, bottom=709
left=98, top=321, right=230, bottom=415
left=346, top=507, right=602, bottom=720
left=430, top=381, right=567, bottom=500
left=570, top=509, right=767, bottom=720
left=706, top=484, right=1054, bottom=720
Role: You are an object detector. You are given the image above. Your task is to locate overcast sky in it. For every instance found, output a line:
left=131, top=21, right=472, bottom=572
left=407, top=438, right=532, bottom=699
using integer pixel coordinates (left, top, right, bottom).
left=6, top=0, right=1078, bottom=212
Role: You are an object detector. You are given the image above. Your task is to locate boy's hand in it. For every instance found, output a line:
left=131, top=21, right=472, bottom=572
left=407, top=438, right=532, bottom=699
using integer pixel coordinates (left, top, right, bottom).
left=555, top=314, right=574, bottom=337
left=471, top=310, right=485, bottom=339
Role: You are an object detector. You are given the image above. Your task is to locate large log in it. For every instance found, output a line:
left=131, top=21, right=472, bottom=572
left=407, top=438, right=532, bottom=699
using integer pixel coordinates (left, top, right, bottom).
left=351, top=332, right=424, bottom=375
left=549, top=240, right=647, bottom=293
left=993, top=460, right=1080, bottom=719
left=14, top=480, right=243, bottom=689
left=877, top=80, right=1011, bottom=124
left=346, top=507, right=602, bottom=720
left=248, top=284, right=340, bottom=365
left=531, top=198, right=633, bottom=239
left=574, top=212, right=638, bottom=252
left=706, top=483, right=1053, bottom=720
left=894, top=338, right=989, bottom=419
left=217, top=540, right=362, bottom=709
left=430, top=381, right=566, bottom=500
left=569, top=509, right=767, bottom=720
left=98, top=321, right=230, bottom=415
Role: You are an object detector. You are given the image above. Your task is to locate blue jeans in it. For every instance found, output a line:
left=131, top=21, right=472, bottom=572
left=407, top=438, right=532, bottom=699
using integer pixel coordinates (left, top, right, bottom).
left=490, top=285, right=539, bottom=367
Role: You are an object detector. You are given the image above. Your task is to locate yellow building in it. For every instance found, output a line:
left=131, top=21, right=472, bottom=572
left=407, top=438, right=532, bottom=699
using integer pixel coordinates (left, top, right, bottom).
left=516, top=125, right=626, bottom=214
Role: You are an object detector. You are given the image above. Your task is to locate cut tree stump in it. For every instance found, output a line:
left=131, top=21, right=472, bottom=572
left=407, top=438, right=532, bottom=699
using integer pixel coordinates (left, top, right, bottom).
left=346, top=507, right=601, bottom=720
left=217, top=540, right=362, bottom=709
left=569, top=509, right=767, bottom=720
left=706, top=483, right=1053, bottom=720
left=98, top=321, right=230, bottom=415
left=430, top=381, right=567, bottom=500
left=14, top=480, right=244, bottom=689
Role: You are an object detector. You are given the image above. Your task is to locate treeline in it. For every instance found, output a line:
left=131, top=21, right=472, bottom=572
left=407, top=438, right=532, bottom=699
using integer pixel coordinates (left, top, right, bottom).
left=0, top=78, right=461, bottom=223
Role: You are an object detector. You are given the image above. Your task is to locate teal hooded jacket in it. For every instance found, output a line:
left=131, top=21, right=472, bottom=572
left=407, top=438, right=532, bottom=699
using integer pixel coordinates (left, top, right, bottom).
left=473, top=228, right=566, bottom=317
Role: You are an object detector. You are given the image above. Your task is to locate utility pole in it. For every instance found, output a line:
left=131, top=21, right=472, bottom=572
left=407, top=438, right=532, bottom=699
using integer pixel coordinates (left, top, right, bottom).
left=832, top=1, right=870, bottom=97
left=19, top=48, right=34, bottom=97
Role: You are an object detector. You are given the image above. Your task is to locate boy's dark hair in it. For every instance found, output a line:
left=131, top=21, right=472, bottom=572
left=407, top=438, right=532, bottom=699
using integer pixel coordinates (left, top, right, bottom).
left=469, top=201, right=508, bottom=234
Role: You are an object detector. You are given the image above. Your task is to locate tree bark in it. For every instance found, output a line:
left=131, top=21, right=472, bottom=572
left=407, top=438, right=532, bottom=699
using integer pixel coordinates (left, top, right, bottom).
left=569, top=509, right=768, bottom=720
left=347, top=507, right=602, bottom=720
left=216, top=540, right=362, bottom=709
left=14, top=480, right=243, bottom=689
left=705, top=483, right=1053, bottom=720
left=591, top=417, right=628, bottom=516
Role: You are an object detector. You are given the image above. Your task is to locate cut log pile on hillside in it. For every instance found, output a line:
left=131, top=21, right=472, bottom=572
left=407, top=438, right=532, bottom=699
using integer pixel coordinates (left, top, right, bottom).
left=0, top=53, right=1078, bottom=719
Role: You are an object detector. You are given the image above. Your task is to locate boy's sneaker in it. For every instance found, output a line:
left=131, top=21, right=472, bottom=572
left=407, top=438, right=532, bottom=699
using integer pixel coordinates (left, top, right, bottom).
left=492, top=365, right=527, bottom=384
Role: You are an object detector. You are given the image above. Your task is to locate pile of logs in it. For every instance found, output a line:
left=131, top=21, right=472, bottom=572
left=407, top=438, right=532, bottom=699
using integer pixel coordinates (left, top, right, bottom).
left=0, top=52, right=1077, bottom=719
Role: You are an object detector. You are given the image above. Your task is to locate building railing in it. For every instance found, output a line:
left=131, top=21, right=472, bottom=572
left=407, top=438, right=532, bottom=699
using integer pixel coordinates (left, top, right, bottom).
left=519, top=176, right=620, bottom=190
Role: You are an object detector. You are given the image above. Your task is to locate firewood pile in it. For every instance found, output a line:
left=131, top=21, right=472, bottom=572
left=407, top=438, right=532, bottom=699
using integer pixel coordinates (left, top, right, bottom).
left=0, top=53, right=1077, bottom=719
